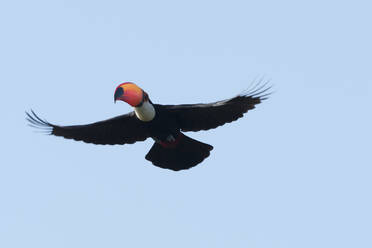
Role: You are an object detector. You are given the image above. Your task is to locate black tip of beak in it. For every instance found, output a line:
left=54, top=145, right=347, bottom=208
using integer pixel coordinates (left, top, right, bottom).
left=114, top=87, right=124, bottom=103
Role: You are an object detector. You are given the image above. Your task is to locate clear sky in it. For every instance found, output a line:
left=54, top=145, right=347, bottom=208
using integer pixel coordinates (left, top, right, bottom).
left=1, top=0, right=371, bottom=247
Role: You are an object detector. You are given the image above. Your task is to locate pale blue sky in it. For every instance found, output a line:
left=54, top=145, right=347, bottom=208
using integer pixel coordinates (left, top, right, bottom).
left=1, top=0, right=371, bottom=247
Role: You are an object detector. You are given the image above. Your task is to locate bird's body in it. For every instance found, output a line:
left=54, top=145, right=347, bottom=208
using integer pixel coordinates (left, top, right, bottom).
left=27, top=82, right=271, bottom=171
left=139, top=104, right=178, bottom=140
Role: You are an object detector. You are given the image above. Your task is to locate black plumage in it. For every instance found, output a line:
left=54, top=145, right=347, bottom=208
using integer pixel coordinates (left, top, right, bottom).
left=145, top=133, right=213, bottom=171
left=27, top=82, right=271, bottom=171
left=27, top=110, right=149, bottom=145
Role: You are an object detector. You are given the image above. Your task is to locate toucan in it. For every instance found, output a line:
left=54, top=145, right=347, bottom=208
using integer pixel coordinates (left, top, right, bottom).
left=27, top=82, right=271, bottom=171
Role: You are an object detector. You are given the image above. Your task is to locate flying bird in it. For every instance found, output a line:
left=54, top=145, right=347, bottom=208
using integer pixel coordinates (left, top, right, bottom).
left=27, top=81, right=271, bottom=171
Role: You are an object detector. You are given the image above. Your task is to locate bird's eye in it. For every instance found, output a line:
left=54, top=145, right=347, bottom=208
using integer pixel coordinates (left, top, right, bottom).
left=143, top=92, right=149, bottom=101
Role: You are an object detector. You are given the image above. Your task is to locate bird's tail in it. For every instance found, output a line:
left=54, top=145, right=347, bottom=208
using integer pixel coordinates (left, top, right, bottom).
left=145, top=133, right=213, bottom=171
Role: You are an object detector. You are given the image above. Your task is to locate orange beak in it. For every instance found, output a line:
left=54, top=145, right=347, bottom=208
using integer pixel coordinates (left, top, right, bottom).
left=114, top=82, right=144, bottom=107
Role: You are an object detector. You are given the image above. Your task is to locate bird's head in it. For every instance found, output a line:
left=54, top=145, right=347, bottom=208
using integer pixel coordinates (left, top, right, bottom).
left=114, top=82, right=148, bottom=107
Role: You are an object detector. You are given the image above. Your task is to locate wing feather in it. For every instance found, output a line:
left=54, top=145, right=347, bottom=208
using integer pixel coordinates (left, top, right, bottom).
left=162, top=83, right=271, bottom=132
left=26, top=110, right=150, bottom=145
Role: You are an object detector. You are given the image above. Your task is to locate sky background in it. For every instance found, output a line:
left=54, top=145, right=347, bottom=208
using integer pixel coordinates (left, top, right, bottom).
left=1, top=0, right=371, bottom=247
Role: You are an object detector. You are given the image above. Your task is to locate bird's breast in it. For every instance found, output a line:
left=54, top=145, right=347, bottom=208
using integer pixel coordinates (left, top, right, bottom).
left=134, top=101, right=156, bottom=122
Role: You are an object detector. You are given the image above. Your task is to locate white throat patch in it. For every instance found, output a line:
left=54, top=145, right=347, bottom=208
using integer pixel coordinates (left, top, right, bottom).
left=134, top=101, right=156, bottom=122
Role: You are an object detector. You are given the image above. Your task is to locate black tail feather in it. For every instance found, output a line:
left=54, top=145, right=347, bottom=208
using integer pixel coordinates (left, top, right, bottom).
left=145, top=134, right=213, bottom=171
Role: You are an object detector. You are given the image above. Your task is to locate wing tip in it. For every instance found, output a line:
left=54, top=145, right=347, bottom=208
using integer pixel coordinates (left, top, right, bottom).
left=240, top=77, right=274, bottom=101
left=25, top=109, right=53, bottom=133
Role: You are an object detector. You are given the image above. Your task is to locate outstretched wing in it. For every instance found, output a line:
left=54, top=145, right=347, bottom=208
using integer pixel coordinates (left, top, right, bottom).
left=162, top=82, right=271, bottom=132
left=26, top=110, right=150, bottom=145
